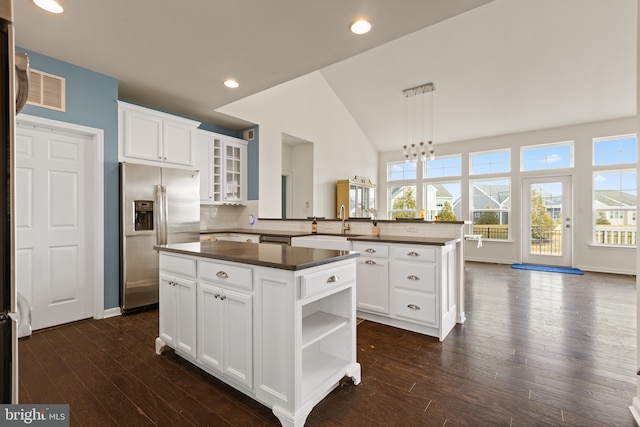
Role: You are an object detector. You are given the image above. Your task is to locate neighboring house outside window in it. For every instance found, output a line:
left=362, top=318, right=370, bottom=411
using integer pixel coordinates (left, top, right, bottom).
left=470, top=149, right=511, bottom=240
left=592, top=134, right=637, bottom=247
left=388, top=161, right=417, bottom=219
left=470, top=179, right=511, bottom=240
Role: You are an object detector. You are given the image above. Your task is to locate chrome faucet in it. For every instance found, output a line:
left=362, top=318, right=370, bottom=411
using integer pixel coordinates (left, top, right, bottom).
left=339, top=204, right=350, bottom=235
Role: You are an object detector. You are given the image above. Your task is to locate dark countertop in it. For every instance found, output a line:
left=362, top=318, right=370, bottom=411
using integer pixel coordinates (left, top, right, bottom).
left=155, top=241, right=359, bottom=271
left=200, top=229, right=461, bottom=245
left=347, top=235, right=461, bottom=246
left=200, top=228, right=312, bottom=238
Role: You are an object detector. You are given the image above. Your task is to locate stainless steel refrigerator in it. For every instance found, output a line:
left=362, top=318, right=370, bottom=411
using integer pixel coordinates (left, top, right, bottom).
left=120, top=163, right=200, bottom=312
left=1, top=0, right=29, bottom=403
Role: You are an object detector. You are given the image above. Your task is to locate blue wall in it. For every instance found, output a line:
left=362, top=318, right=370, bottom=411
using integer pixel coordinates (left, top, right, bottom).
left=17, top=48, right=259, bottom=310
left=17, top=47, right=121, bottom=310
left=246, top=126, right=259, bottom=200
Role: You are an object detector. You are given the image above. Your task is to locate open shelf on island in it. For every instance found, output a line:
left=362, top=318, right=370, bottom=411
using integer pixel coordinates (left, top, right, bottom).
left=301, top=311, right=349, bottom=350
left=301, top=349, right=350, bottom=402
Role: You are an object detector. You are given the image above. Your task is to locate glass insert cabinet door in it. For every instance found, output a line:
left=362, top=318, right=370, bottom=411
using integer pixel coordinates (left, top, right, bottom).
left=224, top=143, right=242, bottom=200
left=210, top=138, right=246, bottom=204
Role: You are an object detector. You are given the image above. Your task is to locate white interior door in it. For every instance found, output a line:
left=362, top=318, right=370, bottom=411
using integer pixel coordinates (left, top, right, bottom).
left=521, top=176, right=573, bottom=267
left=15, top=124, right=94, bottom=330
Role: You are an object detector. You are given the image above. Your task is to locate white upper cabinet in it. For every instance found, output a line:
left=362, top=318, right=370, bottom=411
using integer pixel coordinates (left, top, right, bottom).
left=195, top=129, right=247, bottom=205
left=118, top=101, right=200, bottom=167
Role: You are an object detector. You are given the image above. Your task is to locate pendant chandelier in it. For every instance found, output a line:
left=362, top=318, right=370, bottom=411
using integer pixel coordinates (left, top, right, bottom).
left=402, top=82, right=435, bottom=162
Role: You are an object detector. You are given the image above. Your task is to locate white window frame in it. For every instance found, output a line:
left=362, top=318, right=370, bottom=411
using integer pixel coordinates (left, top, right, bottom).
left=592, top=168, right=637, bottom=247
left=422, top=181, right=461, bottom=221
left=470, top=177, right=511, bottom=241
left=520, top=141, right=574, bottom=172
left=423, top=154, right=462, bottom=179
left=593, top=134, right=637, bottom=166
left=469, top=148, right=511, bottom=176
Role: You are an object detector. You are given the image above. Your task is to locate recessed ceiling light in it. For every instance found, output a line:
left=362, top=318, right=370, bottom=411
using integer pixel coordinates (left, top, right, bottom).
left=350, top=19, right=371, bottom=35
left=33, top=0, right=64, bottom=13
left=224, top=79, right=239, bottom=89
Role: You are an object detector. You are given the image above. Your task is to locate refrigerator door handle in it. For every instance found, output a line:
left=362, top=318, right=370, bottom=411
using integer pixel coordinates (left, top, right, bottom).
left=155, top=185, right=163, bottom=245
left=162, top=185, right=168, bottom=245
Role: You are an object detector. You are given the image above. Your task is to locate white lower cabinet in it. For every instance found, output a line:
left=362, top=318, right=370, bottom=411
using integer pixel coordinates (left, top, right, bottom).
left=198, top=282, right=253, bottom=389
left=254, top=260, right=360, bottom=427
left=157, top=252, right=360, bottom=427
left=159, top=273, right=197, bottom=358
left=353, top=241, right=457, bottom=341
left=352, top=242, right=389, bottom=314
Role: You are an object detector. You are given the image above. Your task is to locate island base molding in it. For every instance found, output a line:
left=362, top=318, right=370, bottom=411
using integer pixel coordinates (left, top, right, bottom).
left=156, top=340, right=361, bottom=427
left=356, top=306, right=457, bottom=342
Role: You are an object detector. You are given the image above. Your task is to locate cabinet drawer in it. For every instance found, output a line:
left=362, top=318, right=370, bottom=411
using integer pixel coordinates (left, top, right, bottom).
left=391, top=261, right=436, bottom=293
left=352, top=242, right=388, bottom=258
left=391, top=245, right=436, bottom=262
left=301, top=264, right=356, bottom=299
left=200, top=260, right=252, bottom=290
left=393, top=288, right=437, bottom=326
left=160, top=254, right=196, bottom=278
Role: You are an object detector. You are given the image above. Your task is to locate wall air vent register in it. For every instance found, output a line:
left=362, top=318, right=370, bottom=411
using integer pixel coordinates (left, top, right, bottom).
left=27, top=68, right=65, bottom=112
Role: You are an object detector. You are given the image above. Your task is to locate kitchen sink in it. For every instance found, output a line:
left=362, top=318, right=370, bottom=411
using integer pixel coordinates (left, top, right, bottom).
left=290, top=234, right=352, bottom=250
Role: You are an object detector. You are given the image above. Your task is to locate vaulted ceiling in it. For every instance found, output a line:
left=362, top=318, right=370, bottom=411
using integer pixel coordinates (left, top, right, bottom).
left=14, top=0, right=636, bottom=152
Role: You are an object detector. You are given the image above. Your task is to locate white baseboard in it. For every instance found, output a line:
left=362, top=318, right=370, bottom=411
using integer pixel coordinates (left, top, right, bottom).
left=100, top=307, right=122, bottom=319
left=629, top=396, right=640, bottom=425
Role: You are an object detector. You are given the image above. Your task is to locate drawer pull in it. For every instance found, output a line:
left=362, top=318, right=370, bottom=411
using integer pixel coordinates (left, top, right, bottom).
left=407, top=275, right=420, bottom=281
left=216, top=271, right=229, bottom=279
left=214, top=293, right=221, bottom=299
left=326, top=275, right=339, bottom=283
left=365, top=260, right=377, bottom=265
left=407, top=304, right=421, bottom=311
left=365, top=248, right=377, bottom=253
left=407, top=251, right=420, bottom=257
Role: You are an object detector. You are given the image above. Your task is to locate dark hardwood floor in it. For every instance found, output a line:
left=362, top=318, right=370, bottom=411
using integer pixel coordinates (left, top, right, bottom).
left=18, top=262, right=637, bottom=426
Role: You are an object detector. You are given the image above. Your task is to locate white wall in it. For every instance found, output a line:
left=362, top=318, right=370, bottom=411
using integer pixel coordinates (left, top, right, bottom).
left=217, top=71, right=379, bottom=218
left=379, top=117, right=637, bottom=274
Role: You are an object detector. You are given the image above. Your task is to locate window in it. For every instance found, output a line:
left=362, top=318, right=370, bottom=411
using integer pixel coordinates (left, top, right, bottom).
left=389, top=185, right=417, bottom=219
left=593, top=170, right=637, bottom=246
left=425, top=155, right=461, bottom=178
left=424, top=182, right=461, bottom=221
left=470, top=149, right=510, bottom=175
left=471, top=179, right=510, bottom=240
left=521, top=142, right=573, bottom=171
left=388, top=161, right=417, bottom=181
left=593, top=134, right=637, bottom=166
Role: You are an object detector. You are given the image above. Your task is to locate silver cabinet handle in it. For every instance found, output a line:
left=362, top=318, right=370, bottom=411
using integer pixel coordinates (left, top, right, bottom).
left=214, top=293, right=221, bottom=299
left=365, top=260, right=377, bottom=265
left=407, top=275, right=420, bottom=281
left=407, top=304, right=421, bottom=310
left=220, top=295, right=226, bottom=300
left=365, top=248, right=377, bottom=253
left=326, top=275, right=339, bottom=283
left=407, top=251, right=420, bottom=257
left=216, top=271, right=229, bottom=279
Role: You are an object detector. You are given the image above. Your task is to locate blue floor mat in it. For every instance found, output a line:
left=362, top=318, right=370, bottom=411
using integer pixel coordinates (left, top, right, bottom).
left=511, top=264, right=584, bottom=275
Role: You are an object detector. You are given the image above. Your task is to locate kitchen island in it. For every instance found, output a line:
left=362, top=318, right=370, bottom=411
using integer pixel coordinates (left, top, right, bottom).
left=154, top=241, right=361, bottom=427
left=347, top=235, right=460, bottom=341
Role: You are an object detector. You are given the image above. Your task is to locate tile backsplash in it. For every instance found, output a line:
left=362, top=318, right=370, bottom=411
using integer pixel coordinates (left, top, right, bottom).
left=200, top=201, right=467, bottom=239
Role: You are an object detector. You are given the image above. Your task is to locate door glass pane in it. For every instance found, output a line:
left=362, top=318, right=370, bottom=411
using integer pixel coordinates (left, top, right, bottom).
left=530, top=182, right=563, bottom=256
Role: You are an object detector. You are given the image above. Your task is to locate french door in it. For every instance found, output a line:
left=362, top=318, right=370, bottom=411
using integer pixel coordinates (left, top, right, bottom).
left=521, top=176, right=572, bottom=267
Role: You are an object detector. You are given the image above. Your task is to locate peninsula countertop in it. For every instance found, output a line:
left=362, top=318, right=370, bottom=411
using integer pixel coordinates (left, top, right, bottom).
left=347, top=235, right=461, bottom=246
left=201, top=229, right=462, bottom=245
left=154, top=241, right=359, bottom=271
